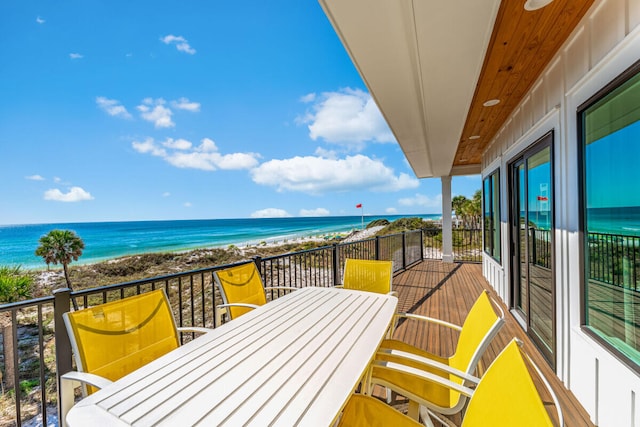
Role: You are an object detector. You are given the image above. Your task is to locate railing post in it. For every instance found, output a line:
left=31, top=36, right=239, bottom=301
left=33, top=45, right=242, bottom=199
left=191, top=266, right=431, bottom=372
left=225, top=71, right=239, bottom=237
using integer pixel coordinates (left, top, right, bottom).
left=54, top=288, right=73, bottom=425
left=332, top=243, right=340, bottom=286
left=252, top=256, right=262, bottom=274
left=402, top=232, right=407, bottom=269
left=375, top=236, right=381, bottom=260
left=420, top=229, right=425, bottom=260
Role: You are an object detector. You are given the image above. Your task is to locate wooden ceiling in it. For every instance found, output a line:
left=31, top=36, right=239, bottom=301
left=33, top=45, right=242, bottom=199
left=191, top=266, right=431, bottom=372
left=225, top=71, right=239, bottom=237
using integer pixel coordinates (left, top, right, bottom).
left=454, top=0, right=595, bottom=167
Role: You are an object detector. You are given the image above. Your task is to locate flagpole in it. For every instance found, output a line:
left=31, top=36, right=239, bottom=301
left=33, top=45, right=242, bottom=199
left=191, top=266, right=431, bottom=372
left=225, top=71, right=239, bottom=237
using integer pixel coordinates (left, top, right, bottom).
left=356, top=203, right=363, bottom=230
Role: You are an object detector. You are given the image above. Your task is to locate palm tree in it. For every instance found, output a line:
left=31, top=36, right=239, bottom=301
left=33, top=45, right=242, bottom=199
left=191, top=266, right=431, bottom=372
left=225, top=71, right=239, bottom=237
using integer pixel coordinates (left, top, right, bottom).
left=35, top=229, right=84, bottom=309
left=452, top=195, right=468, bottom=227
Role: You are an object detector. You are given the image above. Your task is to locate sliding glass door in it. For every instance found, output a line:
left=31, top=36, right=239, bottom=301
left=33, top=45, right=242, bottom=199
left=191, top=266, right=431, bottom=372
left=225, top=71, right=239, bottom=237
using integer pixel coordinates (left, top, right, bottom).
left=509, top=132, right=555, bottom=367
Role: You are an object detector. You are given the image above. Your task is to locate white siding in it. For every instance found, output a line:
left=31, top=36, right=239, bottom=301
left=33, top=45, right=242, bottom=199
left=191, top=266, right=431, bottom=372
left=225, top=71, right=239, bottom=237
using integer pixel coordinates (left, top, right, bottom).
left=481, top=0, right=640, bottom=425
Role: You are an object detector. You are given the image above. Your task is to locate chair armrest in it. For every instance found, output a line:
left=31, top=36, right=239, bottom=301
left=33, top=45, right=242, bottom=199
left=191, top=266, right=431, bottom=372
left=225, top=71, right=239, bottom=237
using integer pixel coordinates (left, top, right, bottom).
left=217, top=303, right=260, bottom=310
left=371, top=359, right=475, bottom=398
left=60, top=372, right=113, bottom=426
left=334, top=285, right=344, bottom=288
left=393, top=312, right=463, bottom=332
left=264, top=286, right=299, bottom=291
left=177, top=326, right=214, bottom=335
left=62, top=371, right=113, bottom=390
left=376, top=347, right=480, bottom=385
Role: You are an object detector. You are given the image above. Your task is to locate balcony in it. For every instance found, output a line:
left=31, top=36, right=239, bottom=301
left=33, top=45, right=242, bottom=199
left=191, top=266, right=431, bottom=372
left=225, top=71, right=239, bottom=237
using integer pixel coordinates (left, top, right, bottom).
left=0, top=230, right=591, bottom=426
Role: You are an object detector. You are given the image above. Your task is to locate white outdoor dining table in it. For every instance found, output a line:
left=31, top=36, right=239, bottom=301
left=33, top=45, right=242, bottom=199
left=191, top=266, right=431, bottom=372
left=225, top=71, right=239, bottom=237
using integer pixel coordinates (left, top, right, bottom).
left=66, top=286, right=398, bottom=426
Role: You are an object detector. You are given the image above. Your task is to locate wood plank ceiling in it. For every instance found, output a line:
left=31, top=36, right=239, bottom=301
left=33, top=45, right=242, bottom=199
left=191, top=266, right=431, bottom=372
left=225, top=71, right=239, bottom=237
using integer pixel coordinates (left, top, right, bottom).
left=454, top=0, right=595, bottom=167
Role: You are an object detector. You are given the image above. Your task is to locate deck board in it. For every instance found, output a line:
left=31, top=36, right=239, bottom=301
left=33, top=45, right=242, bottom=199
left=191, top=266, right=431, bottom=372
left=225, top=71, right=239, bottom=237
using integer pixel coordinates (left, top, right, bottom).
left=382, top=260, right=594, bottom=426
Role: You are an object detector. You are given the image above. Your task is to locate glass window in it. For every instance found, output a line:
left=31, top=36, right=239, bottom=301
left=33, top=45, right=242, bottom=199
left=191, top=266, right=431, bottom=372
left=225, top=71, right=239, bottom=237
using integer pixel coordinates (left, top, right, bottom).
left=483, top=170, right=501, bottom=262
left=580, top=61, right=640, bottom=368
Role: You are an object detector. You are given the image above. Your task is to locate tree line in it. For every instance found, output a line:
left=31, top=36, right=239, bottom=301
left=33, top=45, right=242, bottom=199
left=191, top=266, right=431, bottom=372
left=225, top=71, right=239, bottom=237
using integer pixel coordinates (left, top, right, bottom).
left=452, top=190, right=482, bottom=229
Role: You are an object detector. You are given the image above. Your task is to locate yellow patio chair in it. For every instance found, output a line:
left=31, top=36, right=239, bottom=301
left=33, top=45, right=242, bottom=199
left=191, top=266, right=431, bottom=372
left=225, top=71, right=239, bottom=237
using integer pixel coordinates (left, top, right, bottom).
left=60, top=289, right=212, bottom=425
left=370, top=290, right=504, bottom=422
left=213, top=261, right=298, bottom=322
left=340, top=339, right=563, bottom=427
left=337, top=258, right=395, bottom=295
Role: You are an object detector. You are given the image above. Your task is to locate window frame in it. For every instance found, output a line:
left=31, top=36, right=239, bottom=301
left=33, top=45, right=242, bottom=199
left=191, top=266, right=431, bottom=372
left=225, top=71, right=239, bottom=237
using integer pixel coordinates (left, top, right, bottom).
left=482, top=168, right=501, bottom=263
left=577, top=59, right=640, bottom=373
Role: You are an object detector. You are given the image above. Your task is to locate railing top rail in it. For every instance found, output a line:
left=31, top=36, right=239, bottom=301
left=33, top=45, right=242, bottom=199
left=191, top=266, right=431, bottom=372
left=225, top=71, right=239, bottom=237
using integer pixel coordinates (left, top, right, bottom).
left=67, top=259, right=255, bottom=298
left=260, top=244, right=334, bottom=261
left=0, top=294, right=54, bottom=311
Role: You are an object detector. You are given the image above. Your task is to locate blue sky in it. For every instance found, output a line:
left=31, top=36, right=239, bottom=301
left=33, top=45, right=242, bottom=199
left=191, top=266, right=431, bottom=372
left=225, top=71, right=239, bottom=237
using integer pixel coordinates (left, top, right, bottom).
left=0, top=0, right=480, bottom=225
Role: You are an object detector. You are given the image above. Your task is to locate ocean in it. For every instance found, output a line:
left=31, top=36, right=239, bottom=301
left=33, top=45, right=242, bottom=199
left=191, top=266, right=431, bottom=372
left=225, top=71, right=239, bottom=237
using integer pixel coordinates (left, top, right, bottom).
left=526, top=206, right=640, bottom=236
left=0, top=215, right=442, bottom=269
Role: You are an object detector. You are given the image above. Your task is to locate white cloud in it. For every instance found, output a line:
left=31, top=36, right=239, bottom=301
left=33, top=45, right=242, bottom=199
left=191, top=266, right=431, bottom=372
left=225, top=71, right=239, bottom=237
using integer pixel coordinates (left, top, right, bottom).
left=398, top=193, right=442, bottom=209
left=132, top=137, right=260, bottom=171
left=53, top=177, right=62, bottom=183
left=251, top=154, right=419, bottom=195
left=132, top=138, right=167, bottom=157
left=162, top=192, right=171, bottom=197
left=198, top=138, right=217, bottom=152
left=25, top=175, right=45, bottom=181
left=44, top=186, right=94, bottom=202
left=172, top=97, right=200, bottom=112
left=137, top=98, right=174, bottom=128
left=250, top=208, right=291, bottom=218
left=36, top=16, right=45, bottom=24
left=96, top=97, right=132, bottom=119
left=69, top=53, right=83, bottom=59
left=298, top=88, right=395, bottom=149
left=163, top=138, right=192, bottom=150
left=160, top=35, right=196, bottom=55
left=385, top=207, right=398, bottom=214
left=299, top=208, right=330, bottom=217
left=184, top=202, right=192, bottom=208
left=313, top=147, right=337, bottom=160
left=299, top=93, right=316, bottom=103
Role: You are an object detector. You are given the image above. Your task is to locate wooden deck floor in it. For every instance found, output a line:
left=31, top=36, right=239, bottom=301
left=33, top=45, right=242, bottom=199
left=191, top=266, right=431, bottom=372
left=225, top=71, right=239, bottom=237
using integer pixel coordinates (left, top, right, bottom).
left=382, top=260, right=594, bottom=426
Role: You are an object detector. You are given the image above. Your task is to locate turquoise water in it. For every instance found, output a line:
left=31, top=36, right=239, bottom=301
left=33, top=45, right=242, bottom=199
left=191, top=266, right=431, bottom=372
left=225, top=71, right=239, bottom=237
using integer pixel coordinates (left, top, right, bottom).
left=0, top=215, right=442, bottom=269
left=526, top=206, right=640, bottom=236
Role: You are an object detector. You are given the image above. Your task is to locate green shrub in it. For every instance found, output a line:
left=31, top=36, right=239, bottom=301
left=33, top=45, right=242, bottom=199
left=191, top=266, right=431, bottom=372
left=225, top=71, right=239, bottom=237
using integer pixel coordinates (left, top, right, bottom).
left=0, top=266, right=33, bottom=303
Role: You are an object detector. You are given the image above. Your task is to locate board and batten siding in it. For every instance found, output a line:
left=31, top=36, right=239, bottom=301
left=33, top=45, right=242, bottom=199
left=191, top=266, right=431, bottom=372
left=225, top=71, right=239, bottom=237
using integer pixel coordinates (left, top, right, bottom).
left=481, top=0, right=640, bottom=426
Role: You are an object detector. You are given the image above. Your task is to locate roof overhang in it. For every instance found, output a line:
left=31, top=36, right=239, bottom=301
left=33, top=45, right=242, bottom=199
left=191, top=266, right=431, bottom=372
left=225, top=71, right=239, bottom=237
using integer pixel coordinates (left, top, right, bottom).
left=319, top=0, right=594, bottom=178
left=318, top=0, right=499, bottom=178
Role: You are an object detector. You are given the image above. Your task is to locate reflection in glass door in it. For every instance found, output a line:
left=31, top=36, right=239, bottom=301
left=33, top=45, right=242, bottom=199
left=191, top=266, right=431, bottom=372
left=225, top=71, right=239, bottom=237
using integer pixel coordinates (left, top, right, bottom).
left=509, top=132, right=555, bottom=367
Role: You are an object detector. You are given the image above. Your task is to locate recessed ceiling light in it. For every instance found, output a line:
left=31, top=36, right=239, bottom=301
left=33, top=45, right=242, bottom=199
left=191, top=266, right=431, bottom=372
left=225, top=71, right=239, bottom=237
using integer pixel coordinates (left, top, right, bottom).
left=524, top=0, right=554, bottom=11
left=483, top=99, right=500, bottom=107
left=469, top=135, right=480, bottom=140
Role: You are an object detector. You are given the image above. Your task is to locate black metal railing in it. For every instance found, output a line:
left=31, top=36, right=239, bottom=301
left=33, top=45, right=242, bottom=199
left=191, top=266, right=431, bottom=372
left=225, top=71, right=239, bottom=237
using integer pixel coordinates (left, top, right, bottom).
left=0, top=296, right=55, bottom=427
left=0, top=228, right=428, bottom=426
left=421, top=227, right=482, bottom=262
left=453, top=228, right=482, bottom=262
left=587, top=231, right=640, bottom=291
left=529, top=228, right=552, bottom=269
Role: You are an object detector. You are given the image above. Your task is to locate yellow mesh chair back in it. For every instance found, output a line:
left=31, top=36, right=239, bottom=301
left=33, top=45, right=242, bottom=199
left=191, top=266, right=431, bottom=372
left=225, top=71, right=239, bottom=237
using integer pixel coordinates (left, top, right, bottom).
left=63, top=289, right=179, bottom=394
left=214, top=262, right=267, bottom=320
left=340, top=339, right=561, bottom=427
left=337, top=394, right=422, bottom=427
left=342, top=259, right=393, bottom=294
left=372, top=290, right=503, bottom=413
left=450, top=290, right=501, bottom=370
left=462, top=339, right=556, bottom=427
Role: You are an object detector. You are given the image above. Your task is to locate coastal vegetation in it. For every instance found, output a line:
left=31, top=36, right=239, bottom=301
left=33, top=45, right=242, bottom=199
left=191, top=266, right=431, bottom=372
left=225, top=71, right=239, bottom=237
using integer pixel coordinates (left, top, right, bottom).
left=0, top=267, right=33, bottom=304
